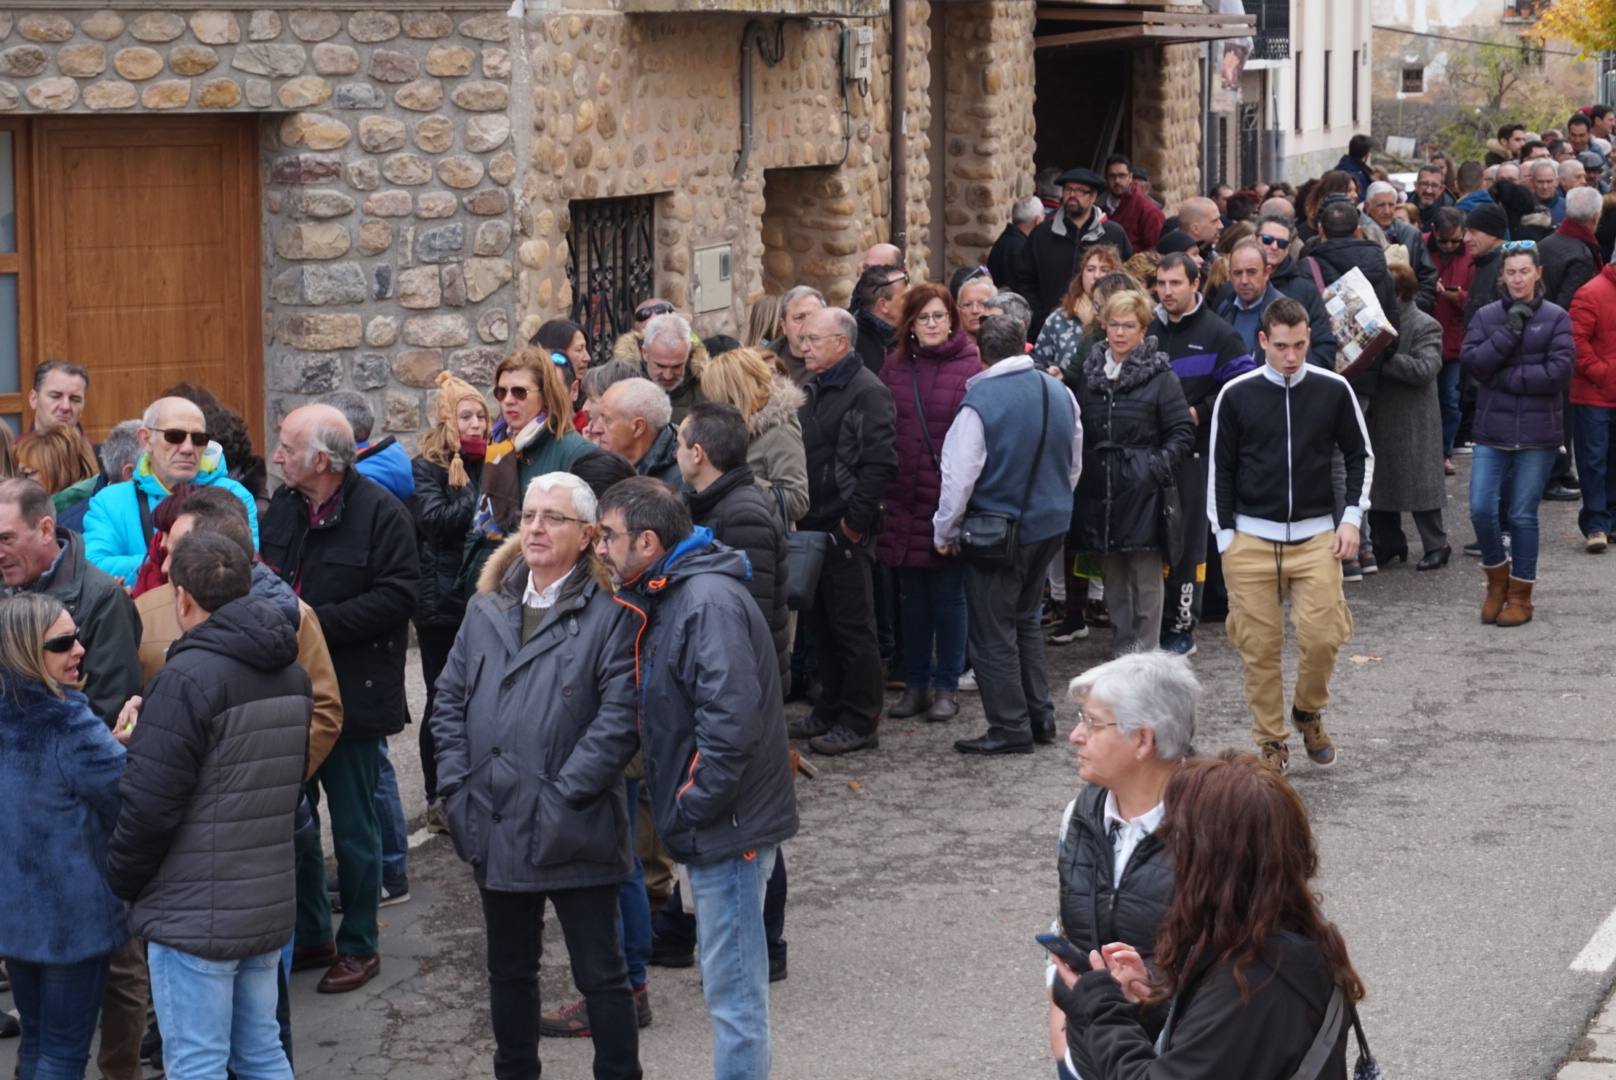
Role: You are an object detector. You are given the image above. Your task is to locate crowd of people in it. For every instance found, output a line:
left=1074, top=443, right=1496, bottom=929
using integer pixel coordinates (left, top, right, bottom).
left=3, top=103, right=1613, bottom=1080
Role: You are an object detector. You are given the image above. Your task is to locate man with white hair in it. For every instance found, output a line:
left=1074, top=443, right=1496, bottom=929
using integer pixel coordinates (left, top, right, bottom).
left=1363, top=180, right=1437, bottom=311
left=261, top=404, right=419, bottom=994
left=1541, top=184, right=1604, bottom=310
left=640, top=312, right=705, bottom=423
left=986, top=194, right=1044, bottom=289
left=82, top=395, right=260, bottom=584
left=768, top=284, right=828, bottom=386
left=1559, top=159, right=1588, bottom=206
left=1528, top=159, right=1565, bottom=225
left=432, top=471, right=644, bottom=1078
left=595, top=377, right=682, bottom=487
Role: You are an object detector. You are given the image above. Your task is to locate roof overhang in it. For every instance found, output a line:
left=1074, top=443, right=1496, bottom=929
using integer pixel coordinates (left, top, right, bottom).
left=1035, top=3, right=1256, bottom=50
left=618, top=0, right=886, bottom=15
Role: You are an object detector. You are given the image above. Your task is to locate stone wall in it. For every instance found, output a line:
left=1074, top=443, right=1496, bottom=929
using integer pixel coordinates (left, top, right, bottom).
left=937, top=1, right=1035, bottom=276
left=1133, top=43, right=1202, bottom=213
left=0, top=6, right=517, bottom=446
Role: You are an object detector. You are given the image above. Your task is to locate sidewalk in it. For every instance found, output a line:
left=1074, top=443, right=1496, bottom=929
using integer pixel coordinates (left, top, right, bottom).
left=1560, top=990, right=1616, bottom=1078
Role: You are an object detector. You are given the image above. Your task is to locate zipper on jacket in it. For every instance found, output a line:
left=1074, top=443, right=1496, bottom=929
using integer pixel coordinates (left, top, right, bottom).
left=1283, top=377, right=1293, bottom=542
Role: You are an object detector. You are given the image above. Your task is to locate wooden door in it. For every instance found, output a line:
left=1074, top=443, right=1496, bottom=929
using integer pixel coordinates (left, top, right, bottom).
left=30, top=118, right=261, bottom=443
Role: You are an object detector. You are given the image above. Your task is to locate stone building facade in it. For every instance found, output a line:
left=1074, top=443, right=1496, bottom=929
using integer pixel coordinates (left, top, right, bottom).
left=0, top=3, right=1207, bottom=450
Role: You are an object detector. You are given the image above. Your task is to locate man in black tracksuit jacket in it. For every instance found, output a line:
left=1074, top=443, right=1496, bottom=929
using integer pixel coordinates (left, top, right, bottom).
left=1208, top=298, right=1372, bottom=776
left=1148, top=253, right=1255, bottom=650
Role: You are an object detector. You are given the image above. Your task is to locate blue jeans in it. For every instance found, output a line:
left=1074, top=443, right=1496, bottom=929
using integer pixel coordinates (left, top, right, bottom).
left=1438, top=362, right=1462, bottom=456
left=687, top=845, right=777, bottom=1080
left=1574, top=405, right=1616, bottom=537
left=8, top=954, right=109, bottom=1080
left=147, top=943, right=293, bottom=1080
left=377, top=737, right=409, bottom=891
left=1469, top=444, right=1556, bottom=580
left=897, top=565, right=967, bottom=690
left=618, top=778, right=651, bottom=989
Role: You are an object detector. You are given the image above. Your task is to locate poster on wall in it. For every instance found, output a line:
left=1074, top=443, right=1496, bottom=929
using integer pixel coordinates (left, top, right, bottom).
left=1210, top=0, right=1251, bottom=114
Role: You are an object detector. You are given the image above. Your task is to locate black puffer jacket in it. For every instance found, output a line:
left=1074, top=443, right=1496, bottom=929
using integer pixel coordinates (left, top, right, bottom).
left=800, top=351, right=898, bottom=537
left=107, top=594, right=312, bottom=960
left=1267, top=260, right=1343, bottom=371
left=1072, top=340, right=1194, bottom=554
left=686, top=465, right=789, bottom=684
left=260, top=470, right=419, bottom=742
left=1057, top=931, right=1348, bottom=1080
left=637, top=424, right=684, bottom=489
left=1056, top=785, right=1173, bottom=1077
left=614, top=529, right=798, bottom=866
left=1015, top=208, right=1134, bottom=336
left=411, top=454, right=482, bottom=630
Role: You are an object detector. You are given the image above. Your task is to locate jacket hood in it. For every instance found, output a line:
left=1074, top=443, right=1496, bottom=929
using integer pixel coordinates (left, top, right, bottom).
left=168, top=592, right=299, bottom=672
left=639, top=423, right=680, bottom=476
left=133, top=443, right=230, bottom=500
left=249, top=560, right=300, bottom=627
left=1602, top=263, right=1616, bottom=289
left=1082, top=335, right=1175, bottom=393
left=476, top=534, right=608, bottom=601
left=686, top=465, right=757, bottom=521
left=478, top=534, right=525, bottom=596
left=749, top=377, right=805, bottom=437
left=612, top=328, right=712, bottom=383
left=1311, top=236, right=1385, bottom=272
left=641, top=526, right=751, bottom=595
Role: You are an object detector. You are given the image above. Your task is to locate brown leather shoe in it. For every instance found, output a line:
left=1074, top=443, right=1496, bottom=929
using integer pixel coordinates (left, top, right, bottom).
left=1481, top=561, right=1511, bottom=624
left=1495, top=577, right=1535, bottom=627
left=291, top=943, right=337, bottom=972
left=316, top=954, right=380, bottom=994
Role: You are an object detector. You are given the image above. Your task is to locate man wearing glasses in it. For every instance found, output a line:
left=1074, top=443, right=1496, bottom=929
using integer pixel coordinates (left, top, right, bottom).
left=1413, top=164, right=1455, bottom=230
left=82, top=395, right=259, bottom=585
left=1014, top=166, right=1132, bottom=337
left=1100, top=154, right=1164, bottom=254
left=1254, top=213, right=1341, bottom=373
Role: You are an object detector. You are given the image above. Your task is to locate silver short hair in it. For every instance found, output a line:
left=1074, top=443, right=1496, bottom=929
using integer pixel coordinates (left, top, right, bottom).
left=525, top=471, right=598, bottom=523
left=641, top=313, right=693, bottom=358
left=323, top=390, right=375, bottom=442
left=1529, top=159, right=1558, bottom=179
left=823, top=307, right=858, bottom=346
left=1567, top=184, right=1603, bottom=223
left=101, top=420, right=143, bottom=479
left=307, top=411, right=356, bottom=473
left=611, top=377, right=673, bottom=431
left=1364, top=180, right=1396, bottom=201
left=1011, top=195, right=1045, bottom=225
left=1068, top=651, right=1199, bottom=761
left=1560, top=159, right=1588, bottom=185
left=985, top=291, right=1032, bottom=331
left=781, top=285, right=826, bottom=313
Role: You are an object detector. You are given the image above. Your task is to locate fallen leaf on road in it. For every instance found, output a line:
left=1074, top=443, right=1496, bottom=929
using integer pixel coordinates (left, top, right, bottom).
left=1348, top=654, right=1381, bottom=664
left=847, top=780, right=862, bottom=791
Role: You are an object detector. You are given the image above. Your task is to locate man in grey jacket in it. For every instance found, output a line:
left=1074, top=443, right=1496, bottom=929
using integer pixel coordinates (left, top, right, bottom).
left=431, top=472, right=643, bottom=1080
left=597, top=477, right=798, bottom=1080
left=107, top=531, right=311, bottom=1080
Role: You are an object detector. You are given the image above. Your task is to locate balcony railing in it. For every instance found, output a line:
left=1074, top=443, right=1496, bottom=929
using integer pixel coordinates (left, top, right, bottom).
left=1244, top=0, right=1290, bottom=60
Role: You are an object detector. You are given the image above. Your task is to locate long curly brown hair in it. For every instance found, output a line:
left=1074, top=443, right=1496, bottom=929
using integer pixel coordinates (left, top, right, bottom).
left=1148, top=752, right=1365, bottom=1007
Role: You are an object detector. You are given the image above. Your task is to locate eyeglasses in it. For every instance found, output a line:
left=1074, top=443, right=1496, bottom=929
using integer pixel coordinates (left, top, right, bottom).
left=1106, top=321, right=1141, bottom=333
left=156, top=428, right=208, bottom=448
left=494, top=385, right=530, bottom=401
left=800, top=333, right=844, bottom=347
left=914, top=312, right=950, bottom=325
left=1258, top=234, right=1292, bottom=250
left=597, top=525, right=642, bottom=545
left=1074, top=711, right=1117, bottom=735
left=522, top=509, right=588, bottom=530
left=42, top=631, right=80, bottom=654
left=1502, top=240, right=1538, bottom=252
left=635, top=302, right=675, bottom=322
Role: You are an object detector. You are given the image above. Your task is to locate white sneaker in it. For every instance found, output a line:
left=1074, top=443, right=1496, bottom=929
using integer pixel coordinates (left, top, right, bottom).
left=957, top=668, right=978, bottom=693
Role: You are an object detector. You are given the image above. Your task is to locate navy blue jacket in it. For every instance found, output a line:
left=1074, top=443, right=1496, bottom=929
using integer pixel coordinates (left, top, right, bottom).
left=0, top=675, right=128, bottom=964
left=1460, top=294, right=1575, bottom=450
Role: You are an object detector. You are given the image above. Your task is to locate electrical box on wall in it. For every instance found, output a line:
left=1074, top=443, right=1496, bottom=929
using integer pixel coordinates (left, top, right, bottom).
left=844, top=26, right=874, bottom=83
left=691, top=245, right=732, bottom=315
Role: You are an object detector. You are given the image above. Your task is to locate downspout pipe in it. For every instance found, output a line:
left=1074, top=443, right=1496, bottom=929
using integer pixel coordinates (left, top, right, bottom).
left=735, top=20, right=786, bottom=181
left=890, top=0, right=909, bottom=261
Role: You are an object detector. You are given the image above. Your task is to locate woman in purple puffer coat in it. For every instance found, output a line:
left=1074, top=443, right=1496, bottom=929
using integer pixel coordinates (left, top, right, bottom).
left=1460, top=241, right=1575, bottom=627
left=877, top=283, right=983, bottom=723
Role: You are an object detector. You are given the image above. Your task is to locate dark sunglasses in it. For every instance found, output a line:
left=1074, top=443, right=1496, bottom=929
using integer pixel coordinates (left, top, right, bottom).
left=493, top=385, right=530, bottom=401
left=1257, top=234, right=1292, bottom=250
left=42, top=632, right=80, bottom=654
left=635, top=302, right=674, bottom=322
left=157, top=428, right=208, bottom=448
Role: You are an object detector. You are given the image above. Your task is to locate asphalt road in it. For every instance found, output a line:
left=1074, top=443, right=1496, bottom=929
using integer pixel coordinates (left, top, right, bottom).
left=6, top=455, right=1616, bottom=1079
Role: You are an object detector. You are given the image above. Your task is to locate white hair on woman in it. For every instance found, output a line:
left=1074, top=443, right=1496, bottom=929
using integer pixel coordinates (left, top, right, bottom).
left=525, top=471, right=598, bottom=523
left=1068, top=651, right=1200, bottom=761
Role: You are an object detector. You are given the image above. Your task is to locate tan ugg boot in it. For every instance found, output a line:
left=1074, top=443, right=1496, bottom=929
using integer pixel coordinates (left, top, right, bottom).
left=1495, top=577, right=1535, bottom=627
left=1481, top=562, right=1511, bottom=624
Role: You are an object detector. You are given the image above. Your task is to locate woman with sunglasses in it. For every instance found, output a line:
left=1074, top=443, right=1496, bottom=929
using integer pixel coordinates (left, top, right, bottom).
left=0, top=592, right=129, bottom=1079
left=1043, top=651, right=1194, bottom=1080
left=1461, top=240, right=1575, bottom=626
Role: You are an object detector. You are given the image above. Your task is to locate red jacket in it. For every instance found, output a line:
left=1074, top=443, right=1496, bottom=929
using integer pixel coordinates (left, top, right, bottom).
left=1572, top=263, right=1616, bottom=408
left=1109, top=188, right=1164, bottom=254
left=1424, top=233, right=1474, bottom=362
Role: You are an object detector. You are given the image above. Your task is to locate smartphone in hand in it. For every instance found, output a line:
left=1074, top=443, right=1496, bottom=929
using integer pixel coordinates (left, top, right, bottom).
left=1035, top=932, right=1089, bottom=970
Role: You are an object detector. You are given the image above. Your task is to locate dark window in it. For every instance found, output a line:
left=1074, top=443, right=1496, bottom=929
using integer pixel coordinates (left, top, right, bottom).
left=1402, top=66, right=1424, bottom=94
left=567, top=196, right=657, bottom=367
left=1351, top=49, right=1359, bottom=123
left=1294, top=50, right=1303, bottom=132
left=1518, top=37, right=1545, bottom=69
left=1323, top=50, right=1332, bottom=129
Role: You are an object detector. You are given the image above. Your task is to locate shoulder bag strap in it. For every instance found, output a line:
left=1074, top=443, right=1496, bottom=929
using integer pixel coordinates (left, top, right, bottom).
left=772, top=483, right=791, bottom=534
left=134, top=482, right=154, bottom=542
left=1306, top=255, right=1328, bottom=297
left=1285, top=985, right=1346, bottom=1080
left=1019, top=372, right=1051, bottom=515
left=910, top=364, right=941, bottom=470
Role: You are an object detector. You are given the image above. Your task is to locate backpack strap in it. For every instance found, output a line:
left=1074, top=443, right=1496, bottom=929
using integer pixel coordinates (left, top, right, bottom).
left=1286, top=985, right=1346, bottom=1080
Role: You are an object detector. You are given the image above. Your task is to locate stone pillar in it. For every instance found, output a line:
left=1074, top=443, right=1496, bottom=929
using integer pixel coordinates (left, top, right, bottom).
left=1133, top=43, right=1203, bottom=213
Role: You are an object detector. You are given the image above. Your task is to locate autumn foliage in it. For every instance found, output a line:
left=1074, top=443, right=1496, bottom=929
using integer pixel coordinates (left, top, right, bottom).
left=1534, top=0, right=1616, bottom=55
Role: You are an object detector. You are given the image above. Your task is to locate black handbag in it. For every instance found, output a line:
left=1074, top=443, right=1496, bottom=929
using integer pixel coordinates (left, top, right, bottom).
left=959, top=372, right=1049, bottom=569
left=773, top=486, right=827, bottom=611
